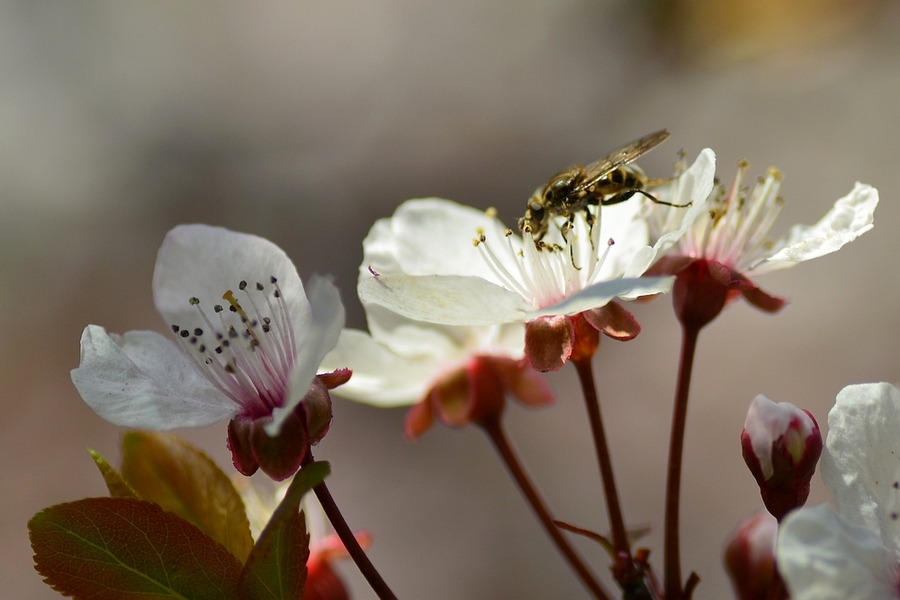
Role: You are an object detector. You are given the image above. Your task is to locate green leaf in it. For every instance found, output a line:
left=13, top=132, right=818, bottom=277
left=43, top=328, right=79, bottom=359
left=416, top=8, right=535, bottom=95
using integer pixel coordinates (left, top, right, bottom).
left=29, top=497, right=242, bottom=600
left=120, top=431, right=254, bottom=563
left=88, top=448, right=138, bottom=499
left=238, top=509, right=309, bottom=600
left=238, top=462, right=331, bottom=600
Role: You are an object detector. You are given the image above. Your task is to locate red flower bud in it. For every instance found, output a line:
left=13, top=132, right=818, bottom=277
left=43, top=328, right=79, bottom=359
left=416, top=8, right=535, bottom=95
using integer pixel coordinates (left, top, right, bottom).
left=724, top=511, right=778, bottom=600
left=741, top=395, right=822, bottom=520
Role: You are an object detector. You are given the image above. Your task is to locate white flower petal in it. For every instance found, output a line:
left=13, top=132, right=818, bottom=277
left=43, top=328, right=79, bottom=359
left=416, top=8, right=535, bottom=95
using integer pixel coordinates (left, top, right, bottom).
left=321, top=329, right=440, bottom=407
left=821, top=382, right=900, bottom=549
left=778, top=504, right=899, bottom=600
left=71, top=325, right=236, bottom=429
left=268, top=275, right=345, bottom=434
left=529, top=276, right=674, bottom=318
left=358, top=273, right=531, bottom=326
left=362, top=304, right=463, bottom=358
left=153, top=224, right=311, bottom=338
left=362, top=198, right=501, bottom=282
left=648, top=148, right=717, bottom=258
left=598, top=204, right=650, bottom=279
left=752, top=183, right=878, bottom=275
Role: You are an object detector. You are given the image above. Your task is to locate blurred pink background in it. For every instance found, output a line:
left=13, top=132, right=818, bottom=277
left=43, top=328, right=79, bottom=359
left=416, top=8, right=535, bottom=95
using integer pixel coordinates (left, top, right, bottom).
left=4, top=2, right=899, bottom=598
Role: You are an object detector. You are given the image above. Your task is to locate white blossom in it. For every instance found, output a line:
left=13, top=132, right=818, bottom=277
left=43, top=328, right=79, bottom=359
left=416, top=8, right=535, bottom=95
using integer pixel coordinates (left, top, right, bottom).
left=71, top=224, right=343, bottom=435
left=357, top=148, right=715, bottom=327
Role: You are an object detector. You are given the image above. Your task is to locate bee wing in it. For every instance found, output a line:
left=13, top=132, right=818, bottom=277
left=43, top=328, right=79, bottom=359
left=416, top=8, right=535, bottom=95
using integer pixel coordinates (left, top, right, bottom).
left=580, top=129, right=670, bottom=185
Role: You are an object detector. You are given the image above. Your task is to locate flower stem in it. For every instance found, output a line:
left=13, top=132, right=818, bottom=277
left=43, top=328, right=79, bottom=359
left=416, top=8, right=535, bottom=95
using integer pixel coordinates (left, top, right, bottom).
left=481, top=419, right=612, bottom=600
left=663, top=324, right=701, bottom=600
left=572, top=356, right=631, bottom=564
left=304, top=453, right=398, bottom=600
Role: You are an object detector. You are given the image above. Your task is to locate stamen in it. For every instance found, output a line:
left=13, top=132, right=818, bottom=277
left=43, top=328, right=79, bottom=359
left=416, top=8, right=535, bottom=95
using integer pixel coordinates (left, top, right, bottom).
left=475, top=207, right=618, bottom=310
left=169, top=275, right=297, bottom=416
left=474, top=233, right=532, bottom=300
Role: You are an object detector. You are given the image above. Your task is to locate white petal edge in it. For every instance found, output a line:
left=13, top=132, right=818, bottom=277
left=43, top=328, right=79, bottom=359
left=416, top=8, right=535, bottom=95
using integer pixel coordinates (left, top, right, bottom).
left=821, top=382, right=900, bottom=548
left=358, top=273, right=531, bottom=326
left=153, top=224, right=312, bottom=341
left=777, top=504, right=899, bottom=600
left=267, top=274, right=345, bottom=435
left=70, top=325, right=237, bottom=429
left=752, top=183, right=878, bottom=275
left=320, top=329, right=441, bottom=407
left=529, top=276, right=675, bottom=318
left=362, top=198, right=503, bottom=283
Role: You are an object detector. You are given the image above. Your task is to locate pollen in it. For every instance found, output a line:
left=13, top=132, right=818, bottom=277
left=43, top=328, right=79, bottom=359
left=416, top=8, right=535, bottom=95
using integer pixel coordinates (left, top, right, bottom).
left=474, top=206, right=612, bottom=309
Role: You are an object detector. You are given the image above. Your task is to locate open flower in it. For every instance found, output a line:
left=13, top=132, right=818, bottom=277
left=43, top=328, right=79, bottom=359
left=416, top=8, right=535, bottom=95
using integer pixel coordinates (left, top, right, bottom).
left=356, top=148, right=715, bottom=370
left=648, top=161, right=878, bottom=326
left=777, top=383, right=900, bottom=599
left=71, top=224, right=344, bottom=479
left=320, top=214, right=554, bottom=436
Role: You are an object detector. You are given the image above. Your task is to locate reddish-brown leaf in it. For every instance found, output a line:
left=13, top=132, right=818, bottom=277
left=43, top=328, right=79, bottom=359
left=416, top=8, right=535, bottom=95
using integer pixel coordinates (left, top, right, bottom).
left=29, top=497, right=242, bottom=600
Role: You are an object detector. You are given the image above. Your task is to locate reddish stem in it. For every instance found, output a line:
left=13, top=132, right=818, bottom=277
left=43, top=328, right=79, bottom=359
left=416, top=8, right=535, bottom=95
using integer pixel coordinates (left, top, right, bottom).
left=304, top=453, right=398, bottom=600
left=481, top=418, right=612, bottom=600
left=663, top=324, right=700, bottom=600
left=571, top=356, right=631, bottom=570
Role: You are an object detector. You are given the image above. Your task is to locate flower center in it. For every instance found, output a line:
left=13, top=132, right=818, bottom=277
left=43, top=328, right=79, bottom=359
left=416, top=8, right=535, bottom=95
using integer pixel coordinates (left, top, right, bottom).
left=682, top=161, right=784, bottom=272
left=170, top=276, right=297, bottom=418
left=473, top=207, right=612, bottom=309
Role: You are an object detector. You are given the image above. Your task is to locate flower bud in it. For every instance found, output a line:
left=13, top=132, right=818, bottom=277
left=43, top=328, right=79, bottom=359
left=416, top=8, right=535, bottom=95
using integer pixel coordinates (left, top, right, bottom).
left=723, top=511, right=778, bottom=600
left=741, top=395, right=822, bottom=520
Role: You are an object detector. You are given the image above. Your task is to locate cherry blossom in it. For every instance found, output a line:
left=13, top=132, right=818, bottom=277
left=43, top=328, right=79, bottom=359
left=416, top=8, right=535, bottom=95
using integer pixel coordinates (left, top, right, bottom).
left=71, top=224, right=344, bottom=479
left=648, top=161, right=878, bottom=316
left=320, top=211, right=553, bottom=436
left=357, top=149, right=715, bottom=327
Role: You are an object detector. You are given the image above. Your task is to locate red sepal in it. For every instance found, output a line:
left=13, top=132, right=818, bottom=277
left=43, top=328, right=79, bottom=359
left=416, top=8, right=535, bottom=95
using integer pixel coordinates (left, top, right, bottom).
left=524, top=315, right=574, bottom=372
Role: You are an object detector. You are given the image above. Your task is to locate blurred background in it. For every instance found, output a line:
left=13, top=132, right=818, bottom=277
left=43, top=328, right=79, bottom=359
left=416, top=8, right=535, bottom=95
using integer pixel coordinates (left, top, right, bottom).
left=4, top=1, right=898, bottom=597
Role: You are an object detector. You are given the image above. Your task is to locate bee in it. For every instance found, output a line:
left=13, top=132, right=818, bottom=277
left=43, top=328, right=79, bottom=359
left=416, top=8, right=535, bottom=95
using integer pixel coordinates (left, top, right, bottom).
left=519, top=129, right=689, bottom=240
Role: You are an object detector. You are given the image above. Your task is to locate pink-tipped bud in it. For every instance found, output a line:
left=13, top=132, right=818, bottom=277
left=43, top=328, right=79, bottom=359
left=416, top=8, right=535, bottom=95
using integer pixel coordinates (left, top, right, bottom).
left=723, top=511, right=778, bottom=600
left=741, top=395, right=822, bottom=520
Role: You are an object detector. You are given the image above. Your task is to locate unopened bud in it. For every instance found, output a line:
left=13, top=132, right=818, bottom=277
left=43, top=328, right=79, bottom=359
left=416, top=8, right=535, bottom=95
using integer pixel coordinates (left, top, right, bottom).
left=741, top=395, right=822, bottom=520
left=723, top=511, right=778, bottom=600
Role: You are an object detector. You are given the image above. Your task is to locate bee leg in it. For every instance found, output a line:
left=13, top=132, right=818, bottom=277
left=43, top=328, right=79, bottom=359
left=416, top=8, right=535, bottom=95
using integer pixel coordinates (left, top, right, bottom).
left=599, top=190, right=638, bottom=206
left=634, top=189, right=692, bottom=208
left=600, top=189, right=692, bottom=208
